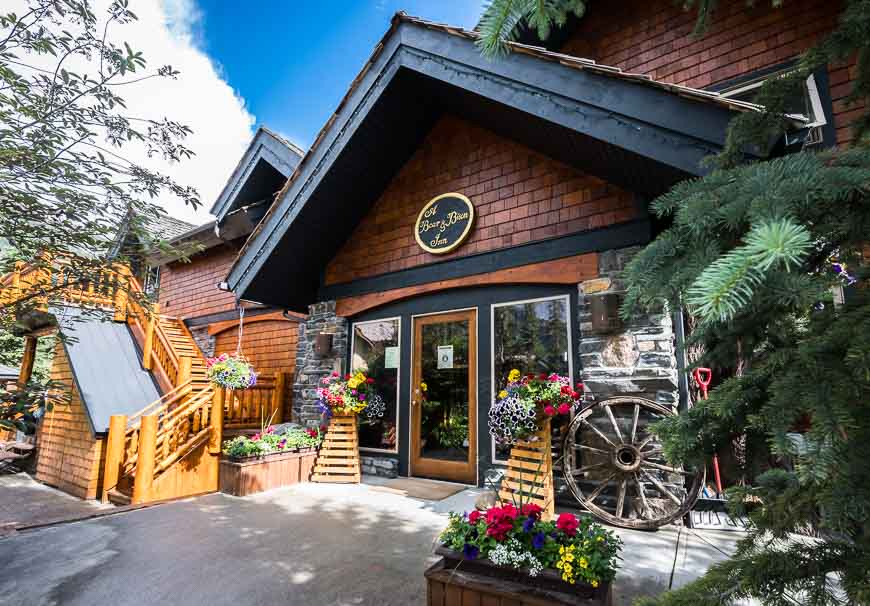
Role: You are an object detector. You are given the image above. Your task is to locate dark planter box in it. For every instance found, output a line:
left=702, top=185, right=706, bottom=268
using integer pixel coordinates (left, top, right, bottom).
left=427, top=546, right=612, bottom=606
left=219, top=450, right=318, bottom=496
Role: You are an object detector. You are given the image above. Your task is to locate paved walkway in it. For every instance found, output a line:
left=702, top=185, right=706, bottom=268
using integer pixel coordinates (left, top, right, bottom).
left=0, top=479, right=742, bottom=605
left=0, top=473, right=110, bottom=532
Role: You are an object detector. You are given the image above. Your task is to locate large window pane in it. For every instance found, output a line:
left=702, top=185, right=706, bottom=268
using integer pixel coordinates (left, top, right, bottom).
left=492, top=297, right=570, bottom=460
left=351, top=319, right=400, bottom=451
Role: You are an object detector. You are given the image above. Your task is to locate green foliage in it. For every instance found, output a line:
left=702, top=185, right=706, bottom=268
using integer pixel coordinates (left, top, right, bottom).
left=0, top=330, right=53, bottom=383
left=477, top=0, right=586, bottom=57
left=222, top=426, right=323, bottom=459
left=622, top=143, right=870, bottom=606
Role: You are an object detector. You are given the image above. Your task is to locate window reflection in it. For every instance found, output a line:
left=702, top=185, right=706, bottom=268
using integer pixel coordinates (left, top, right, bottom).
left=492, top=297, right=570, bottom=461
left=351, top=319, right=399, bottom=451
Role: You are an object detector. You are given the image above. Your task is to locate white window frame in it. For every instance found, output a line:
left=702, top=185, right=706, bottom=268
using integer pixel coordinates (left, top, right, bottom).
left=720, top=71, right=827, bottom=129
left=350, top=316, right=401, bottom=454
left=489, top=294, right=574, bottom=465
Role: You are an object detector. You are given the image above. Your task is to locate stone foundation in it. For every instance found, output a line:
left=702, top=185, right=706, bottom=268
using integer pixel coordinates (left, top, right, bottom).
left=361, top=455, right=399, bottom=478
left=187, top=324, right=215, bottom=358
left=292, top=301, right=348, bottom=426
left=577, top=247, right=678, bottom=405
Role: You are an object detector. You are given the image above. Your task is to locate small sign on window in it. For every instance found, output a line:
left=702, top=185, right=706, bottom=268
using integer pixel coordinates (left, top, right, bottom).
left=437, top=345, right=454, bottom=369
left=384, top=346, right=399, bottom=369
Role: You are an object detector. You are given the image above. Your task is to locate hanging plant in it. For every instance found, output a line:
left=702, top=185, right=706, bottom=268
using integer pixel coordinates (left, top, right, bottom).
left=206, top=353, right=257, bottom=390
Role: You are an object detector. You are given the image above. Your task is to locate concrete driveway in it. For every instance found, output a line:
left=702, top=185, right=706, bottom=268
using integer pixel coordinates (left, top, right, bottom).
left=0, top=481, right=741, bottom=605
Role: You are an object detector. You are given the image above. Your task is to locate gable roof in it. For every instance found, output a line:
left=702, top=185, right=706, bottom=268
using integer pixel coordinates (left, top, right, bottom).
left=224, top=12, right=772, bottom=311
left=210, top=126, right=304, bottom=224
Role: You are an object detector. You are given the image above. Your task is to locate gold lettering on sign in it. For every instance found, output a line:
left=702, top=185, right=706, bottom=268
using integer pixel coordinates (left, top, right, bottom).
left=413, top=193, right=475, bottom=255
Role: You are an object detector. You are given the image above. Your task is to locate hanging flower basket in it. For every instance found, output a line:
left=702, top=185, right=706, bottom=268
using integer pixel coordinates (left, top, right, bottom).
left=488, top=370, right=584, bottom=445
left=206, top=353, right=257, bottom=390
left=316, top=370, right=386, bottom=418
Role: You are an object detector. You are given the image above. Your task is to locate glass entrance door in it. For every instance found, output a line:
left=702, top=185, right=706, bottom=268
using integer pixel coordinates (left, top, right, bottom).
left=411, top=310, right=477, bottom=483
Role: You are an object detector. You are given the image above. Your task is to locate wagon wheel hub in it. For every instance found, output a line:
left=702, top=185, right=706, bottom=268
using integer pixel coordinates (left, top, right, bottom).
left=613, top=444, right=642, bottom=472
left=562, top=396, right=705, bottom=530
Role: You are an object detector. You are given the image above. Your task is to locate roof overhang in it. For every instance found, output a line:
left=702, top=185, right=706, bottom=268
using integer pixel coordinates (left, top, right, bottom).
left=225, top=14, right=769, bottom=311
left=210, top=127, right=304, bottom=227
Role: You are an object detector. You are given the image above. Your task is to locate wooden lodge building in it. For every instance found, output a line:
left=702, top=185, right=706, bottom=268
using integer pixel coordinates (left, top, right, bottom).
left=8, top=0, right=858, bottom=503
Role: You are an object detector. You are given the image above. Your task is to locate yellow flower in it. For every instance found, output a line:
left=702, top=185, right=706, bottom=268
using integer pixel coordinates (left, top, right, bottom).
left=498, top=390, right=507, bottom=399
left=559, top=546, right=566, bottom=555
left=508, top=369, right=521, bottom=382
left=597, top=536, right=604, bottom=542
left=420, top=382, right=427, bottom=391
left=591, top=580, right=599, bottom=588
left=579, top=557, right=588, bottom=569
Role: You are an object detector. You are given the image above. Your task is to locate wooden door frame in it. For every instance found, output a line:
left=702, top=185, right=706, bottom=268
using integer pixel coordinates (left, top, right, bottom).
left=410, top=308, right=477, bottom=484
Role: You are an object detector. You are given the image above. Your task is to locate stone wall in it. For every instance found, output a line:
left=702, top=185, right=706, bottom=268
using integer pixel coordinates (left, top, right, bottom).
left=361, top=455, right=399, bottom=478
left=292, top=301, right=348, bottom=426
left=577, top=247, right=678, bottom=406
left=188, top=325, right=215, bottom=358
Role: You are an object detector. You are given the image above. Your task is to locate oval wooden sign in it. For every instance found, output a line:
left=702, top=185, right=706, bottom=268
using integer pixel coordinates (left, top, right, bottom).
left=414, top=193, right=475, bottom=255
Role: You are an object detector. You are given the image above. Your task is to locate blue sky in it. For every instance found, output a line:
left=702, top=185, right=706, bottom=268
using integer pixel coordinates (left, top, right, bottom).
left=195, top=1, right=482, bottom=150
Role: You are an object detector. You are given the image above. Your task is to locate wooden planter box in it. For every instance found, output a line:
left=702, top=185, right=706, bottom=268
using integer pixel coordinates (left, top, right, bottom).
left=426, top=547, right=612, bottom=606
left=219, top=449, right=318, bottom=496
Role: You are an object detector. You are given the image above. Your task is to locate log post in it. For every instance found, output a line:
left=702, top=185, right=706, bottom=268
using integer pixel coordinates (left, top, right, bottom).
left=272, top=372, right=286, bottom=424
left=209, top=387, right=224, bottom=455
left=177, top=356, right=193, bottom=387
left=132, top=414, right=157, bottom=505
left=18, top=336, right=37, bottom=387
left=112, top=265, right=131, bottom=322
left=102, top=414, right=127, bottom=503
left=142, top=303, right=160, bottom=370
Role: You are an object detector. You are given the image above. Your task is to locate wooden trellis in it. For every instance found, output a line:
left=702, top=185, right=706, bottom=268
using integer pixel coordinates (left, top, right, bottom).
left=311, top=414, right=361, bottom=483
left=499, top=419, right=555, bottom=519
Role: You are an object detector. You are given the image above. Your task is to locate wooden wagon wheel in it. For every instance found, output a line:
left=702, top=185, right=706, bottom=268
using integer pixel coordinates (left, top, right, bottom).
left=562, top=396, right=704, bottom=530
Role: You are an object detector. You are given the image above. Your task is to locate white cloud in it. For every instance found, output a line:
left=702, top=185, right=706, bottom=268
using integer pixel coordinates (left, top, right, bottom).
left=113, top=0, right=256, bottom=225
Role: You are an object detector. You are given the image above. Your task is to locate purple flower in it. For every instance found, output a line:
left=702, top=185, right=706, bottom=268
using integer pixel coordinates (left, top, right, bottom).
left=359, top=393, right=366, bottom=401
left=462, top=544, right=479, bottom=560
left=522, top=516, right=536, bottom=533
left=532, top=532, right=546, bottom=549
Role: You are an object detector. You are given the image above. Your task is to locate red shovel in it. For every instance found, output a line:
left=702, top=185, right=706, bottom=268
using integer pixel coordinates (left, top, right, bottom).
left=693, top=367, right=723, bottom=497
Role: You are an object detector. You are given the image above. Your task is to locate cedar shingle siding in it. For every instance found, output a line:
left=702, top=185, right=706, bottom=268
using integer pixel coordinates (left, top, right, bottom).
left=325, top=116, right=638, bottom=285
left=159, top=244, right=240, bottom=320
left=560, top=0, right=859, bottom=145
left=35, top=343, right=105, bottom=500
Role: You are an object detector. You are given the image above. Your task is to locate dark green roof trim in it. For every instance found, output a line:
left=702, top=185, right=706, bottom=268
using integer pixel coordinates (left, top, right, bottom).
left=225, top=17, right=762, bottom=310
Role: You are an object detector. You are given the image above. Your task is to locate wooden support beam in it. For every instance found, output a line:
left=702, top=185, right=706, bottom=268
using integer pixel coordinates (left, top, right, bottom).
left=272, top=372, right=286, bottom=424
left=177, top=356, right=193, bottom=387
left=142, top=304, right=159, bottom=371
left=209, top=388, right=224, bottom=455
left=102, top=414, right=127, bottom=503
left=18, top=336, right=37, bottom=387
left=132, top=415, right=157, bottom=505
left=112, top=265, right=132, bottom=322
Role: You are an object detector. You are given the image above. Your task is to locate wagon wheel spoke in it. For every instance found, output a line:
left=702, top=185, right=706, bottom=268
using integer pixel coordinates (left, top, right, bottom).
left=576, top=444, right=609, bottom=456
left=615, top=478, right=627, bottom=519
left=635, top=474, right=650, bottom=518
left=585, top=471, right=617, bottom=503
left=630, top=403, right=640, bottom=444
left=642, top=460, right=693, bottom=476
left=604, top=405, right=624, bottom=443
left=578, top=416, right=617, bottom=449
left=637, top=434, right=656, bottom=451
left=641, top=470, right=683, bottom=507
left=571, top=462, right=605, bottom=476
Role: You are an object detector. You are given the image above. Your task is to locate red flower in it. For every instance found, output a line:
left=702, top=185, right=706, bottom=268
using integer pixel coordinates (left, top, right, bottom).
left=544, top=405, right=556, bottom=417
left=526, top=373, right=535, bottom=380
left=485, top=505, right=518, bottom=541
left=331, top=371, right=339, bottom=377
left=344, top=373, right=352, bottom=380
left=521, top=503, right=543, bottom=518
left=557, top=403, right=571, bottom=415
left=561, top=385, right=571, bottom=395
left=538, top=373, right=548, bottom=380
left=468, top=510, right=482, bottom=524
left=366, top=377, right=375, bottom=384
left=556, top=513, right=579, bottom=537
left=576, top=382, right=584, bottom=389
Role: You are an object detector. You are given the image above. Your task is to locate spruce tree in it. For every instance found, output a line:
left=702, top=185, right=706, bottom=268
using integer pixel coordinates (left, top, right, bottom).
left=480, top=1, right=870, bottom=603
